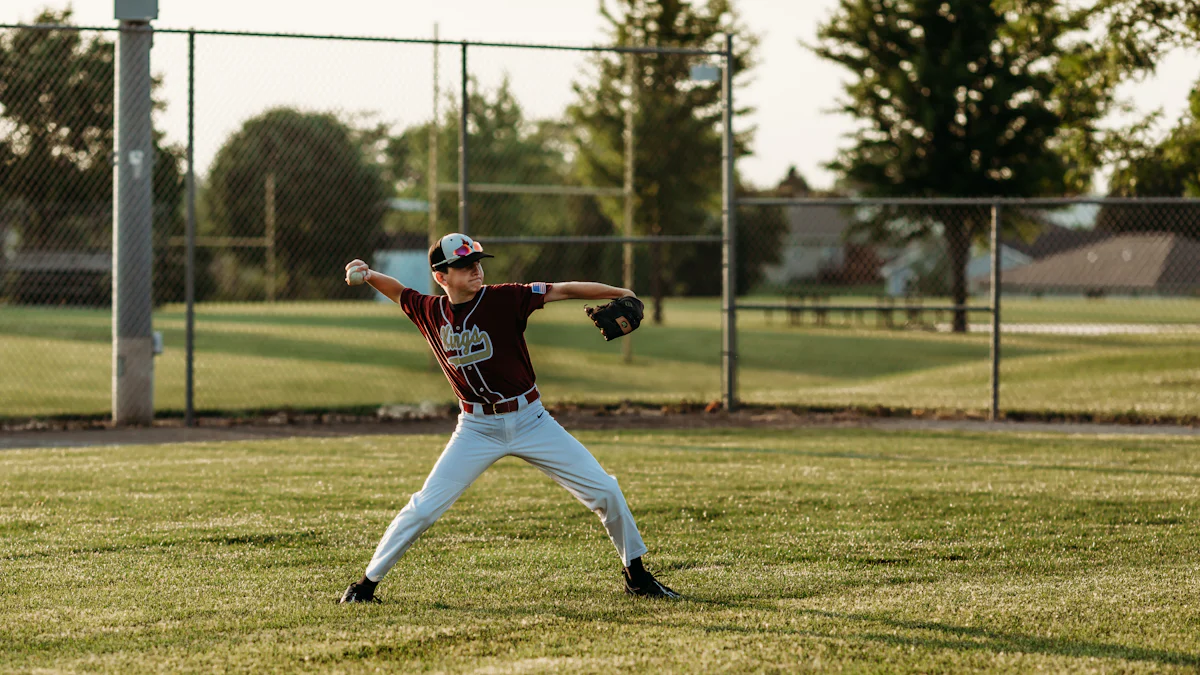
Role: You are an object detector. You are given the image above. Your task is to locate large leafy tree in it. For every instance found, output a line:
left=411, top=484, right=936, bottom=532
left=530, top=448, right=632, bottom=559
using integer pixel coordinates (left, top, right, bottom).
left=1093, top=1, right=1200, bottom=233
left=1095, top=0, right=1200, bottom=73
left=0, top=9, right=184, bottom=304
left=1098, top=80, right=1200, bottom=233
left=570, top=0, right=755, bottom=322
left=813, top=0, right=1117, bottom=331
left=1109, top=82, right=1200, bottom=199
left=206, top=108, right=389, bottom=300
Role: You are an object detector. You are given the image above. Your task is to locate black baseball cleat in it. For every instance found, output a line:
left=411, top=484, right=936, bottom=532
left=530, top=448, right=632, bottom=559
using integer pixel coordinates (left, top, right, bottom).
left=339, top=581, right=381, bottom=604
left=623, top=566, right=681, bottom=600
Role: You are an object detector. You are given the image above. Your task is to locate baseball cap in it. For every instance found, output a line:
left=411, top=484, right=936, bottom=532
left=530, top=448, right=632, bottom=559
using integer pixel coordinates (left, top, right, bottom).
left=429, top=233, right=494, bottom=271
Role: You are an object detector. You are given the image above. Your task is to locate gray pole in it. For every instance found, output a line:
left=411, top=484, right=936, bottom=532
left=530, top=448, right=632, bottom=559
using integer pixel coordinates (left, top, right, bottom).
left=721, top=33, right=737, bottom=411
left=112, top=17, right=156, bottom=425
left=989, top=203, right=1002, bottom=421
left=459, top=41, right=469, bottom=235
left=622, top=51, right=636, bottom=365
left=429, top=23, right=440, bottom=295
left=185, top=29, right=196, bottom=427
left=264, top=172, right=277, bottom=302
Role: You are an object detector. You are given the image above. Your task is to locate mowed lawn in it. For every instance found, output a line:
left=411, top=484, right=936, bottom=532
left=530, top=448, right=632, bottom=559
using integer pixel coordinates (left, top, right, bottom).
left=2, top=427, right=1199, bottom=673
left=1, top=296, right=1198, bottom=419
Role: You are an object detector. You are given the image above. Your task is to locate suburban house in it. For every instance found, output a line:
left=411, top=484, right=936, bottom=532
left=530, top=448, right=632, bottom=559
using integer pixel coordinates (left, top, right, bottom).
left=882, top=210, right=1111, bottom=297
left=758, top=169, right=882, bottom=289
left=990, top=233, right=1200, bottom=296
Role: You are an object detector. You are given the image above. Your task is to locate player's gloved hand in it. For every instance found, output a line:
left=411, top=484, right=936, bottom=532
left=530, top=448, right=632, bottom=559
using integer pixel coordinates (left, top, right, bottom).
left=585, top=295, right=644, bottom=341
left=345, top=259, right=371, bottom=286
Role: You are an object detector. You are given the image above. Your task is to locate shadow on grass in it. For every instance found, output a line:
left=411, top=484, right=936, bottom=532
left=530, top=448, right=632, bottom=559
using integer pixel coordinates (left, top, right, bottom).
left=797, top=609, right=1200, bottom=668
left=200, top=530, right=323, bottom=547
left=618, top=441, right=1200, bottom=479
left=521, top=599, right=1199, bottom=668
left=2, top=530, right=326, bottom=561
left=414, top=592, right=1200, bottom=668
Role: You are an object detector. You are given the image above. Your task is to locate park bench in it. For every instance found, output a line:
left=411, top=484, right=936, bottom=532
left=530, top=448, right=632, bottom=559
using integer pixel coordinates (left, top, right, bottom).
left=744, top=293, right=970, bottom=330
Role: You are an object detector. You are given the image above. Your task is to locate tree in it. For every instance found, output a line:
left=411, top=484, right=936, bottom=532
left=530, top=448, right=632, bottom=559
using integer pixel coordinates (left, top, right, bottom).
left=1095, top=0, right=1200, bottom=74
left=570, top=0, right=756, bottom=322
left=384, top=78, right=573, bottom=283
left=1098, top=79, right=1200, bottom=233
left=0, top=10, right=184, bottom=304
left=812, top=0, right=1117, bottom=331
left=205, top=108, right=389, bottom=300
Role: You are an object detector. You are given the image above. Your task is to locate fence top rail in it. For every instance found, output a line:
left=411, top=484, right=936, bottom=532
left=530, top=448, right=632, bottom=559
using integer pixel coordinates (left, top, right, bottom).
left=0, top=23, right=727, bottom=55
left=479, top=235, right=724, bottom=244
left=738, top=197, right=1200, bottom=207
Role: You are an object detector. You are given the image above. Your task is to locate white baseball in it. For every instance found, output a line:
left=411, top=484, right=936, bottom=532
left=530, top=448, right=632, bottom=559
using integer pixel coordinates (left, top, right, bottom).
left=348, top=268, right=367, bottom=285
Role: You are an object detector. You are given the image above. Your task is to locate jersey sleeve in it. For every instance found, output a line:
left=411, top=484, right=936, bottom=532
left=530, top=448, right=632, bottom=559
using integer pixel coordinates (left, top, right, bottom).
left=518, top=282, right=550, bottom=318
left=491, top=282, right=550, bottom=320
left=399, top=287, right=430, bottom=324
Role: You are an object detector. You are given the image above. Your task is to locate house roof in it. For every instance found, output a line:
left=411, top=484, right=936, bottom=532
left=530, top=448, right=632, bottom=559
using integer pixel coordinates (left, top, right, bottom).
left=999, top=233, right=1200, bottom=292
left=785, top=205, right=852, bottom=242
left=1004, top=221, right=1110, bottom=259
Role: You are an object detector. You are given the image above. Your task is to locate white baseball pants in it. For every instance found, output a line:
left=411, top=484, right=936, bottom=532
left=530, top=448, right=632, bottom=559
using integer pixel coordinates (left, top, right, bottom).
left=364, top=397, right=648, bottom=581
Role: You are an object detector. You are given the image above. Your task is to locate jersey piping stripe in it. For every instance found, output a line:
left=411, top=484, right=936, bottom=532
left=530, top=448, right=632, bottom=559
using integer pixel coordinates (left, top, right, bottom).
left=461, top=287, right=505, bottom=403
left=438, top=288, right=498, bottom=403
left=432, top=297, right=458, bottom=377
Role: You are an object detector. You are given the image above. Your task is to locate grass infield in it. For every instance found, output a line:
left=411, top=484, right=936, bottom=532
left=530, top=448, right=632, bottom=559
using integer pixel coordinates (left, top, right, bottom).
left=2, top=427, right=1198, bottom=672
left=2, top=296, right=1198, bottom=420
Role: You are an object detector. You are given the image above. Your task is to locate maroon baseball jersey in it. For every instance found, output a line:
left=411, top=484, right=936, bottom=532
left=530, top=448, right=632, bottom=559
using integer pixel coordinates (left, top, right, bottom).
left=399, top=282, right=551, bottom=403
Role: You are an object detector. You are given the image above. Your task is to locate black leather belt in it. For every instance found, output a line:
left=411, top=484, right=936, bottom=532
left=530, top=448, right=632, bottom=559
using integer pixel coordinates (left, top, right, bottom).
left=461, top=389, right=540, bottom=415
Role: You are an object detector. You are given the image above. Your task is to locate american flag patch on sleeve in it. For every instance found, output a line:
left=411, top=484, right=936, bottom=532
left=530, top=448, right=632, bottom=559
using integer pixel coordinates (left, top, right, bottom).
left=531, top=282, right=547, bottom=294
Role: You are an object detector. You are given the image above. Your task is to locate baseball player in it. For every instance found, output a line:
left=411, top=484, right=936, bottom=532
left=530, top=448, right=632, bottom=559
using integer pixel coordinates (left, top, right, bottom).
left=338, top=232, right=678, bottom=603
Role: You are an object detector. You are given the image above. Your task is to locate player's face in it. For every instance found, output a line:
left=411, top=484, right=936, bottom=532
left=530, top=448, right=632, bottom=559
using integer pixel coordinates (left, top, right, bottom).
left=438, top=261, right=484, bottom=294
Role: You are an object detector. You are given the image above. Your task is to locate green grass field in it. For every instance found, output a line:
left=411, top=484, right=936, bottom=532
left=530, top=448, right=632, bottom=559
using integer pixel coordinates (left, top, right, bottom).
left=1, top=296, right=1197, bottom=420
left=2, top=427, right=1198, bottom=672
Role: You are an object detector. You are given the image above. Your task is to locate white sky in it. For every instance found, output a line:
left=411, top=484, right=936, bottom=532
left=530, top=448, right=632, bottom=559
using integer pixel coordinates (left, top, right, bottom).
left=5, top=0, right=1199, bottom=192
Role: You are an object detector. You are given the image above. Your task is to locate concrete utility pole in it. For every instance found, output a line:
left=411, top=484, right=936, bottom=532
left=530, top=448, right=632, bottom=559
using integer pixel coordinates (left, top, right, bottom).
left=112, top=0, right=158, bottom=425
left=721, top=33, right=737, bottom=412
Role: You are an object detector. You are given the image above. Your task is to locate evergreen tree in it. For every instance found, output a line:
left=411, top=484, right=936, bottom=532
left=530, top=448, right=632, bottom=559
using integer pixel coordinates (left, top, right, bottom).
left=570, top=0, right=755, bottom=320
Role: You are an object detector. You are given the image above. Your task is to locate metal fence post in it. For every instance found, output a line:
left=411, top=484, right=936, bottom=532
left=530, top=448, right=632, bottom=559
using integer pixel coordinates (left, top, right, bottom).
left=459, top=41, right=469, bottom=236
left=990, top=202, right=1002, bottom=421
left=721, top=33, right=737, bottom=411
left=623, top=50, right=636, bottom=364
left=429, top=24, right=440, bottom=295
left=185, top=28, right=196, bottom=427
left=113, top=19, right=156, bottom=425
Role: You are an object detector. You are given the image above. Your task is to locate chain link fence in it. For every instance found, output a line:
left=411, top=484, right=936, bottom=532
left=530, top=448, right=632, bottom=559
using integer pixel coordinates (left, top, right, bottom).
left=2, top=23, right=1197, bottom=425
left=737, top=198, right=1200, bottom=419
left=0, top=24, right=728, bottom=422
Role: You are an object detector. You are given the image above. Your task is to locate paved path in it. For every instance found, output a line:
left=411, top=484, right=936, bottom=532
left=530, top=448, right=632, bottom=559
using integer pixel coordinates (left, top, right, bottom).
left=937, top=322, right=1200, bottom=335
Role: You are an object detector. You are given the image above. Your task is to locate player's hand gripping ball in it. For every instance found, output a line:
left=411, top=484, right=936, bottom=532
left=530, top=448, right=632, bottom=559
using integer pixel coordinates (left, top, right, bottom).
left=586, top=296, right=644, bottom=341
left=345, top=260, right=370, bottom=286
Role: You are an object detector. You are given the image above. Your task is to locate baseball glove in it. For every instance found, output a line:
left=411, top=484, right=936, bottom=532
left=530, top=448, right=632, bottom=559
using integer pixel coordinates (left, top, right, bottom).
left=585, top=296, right=644, bottom=341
